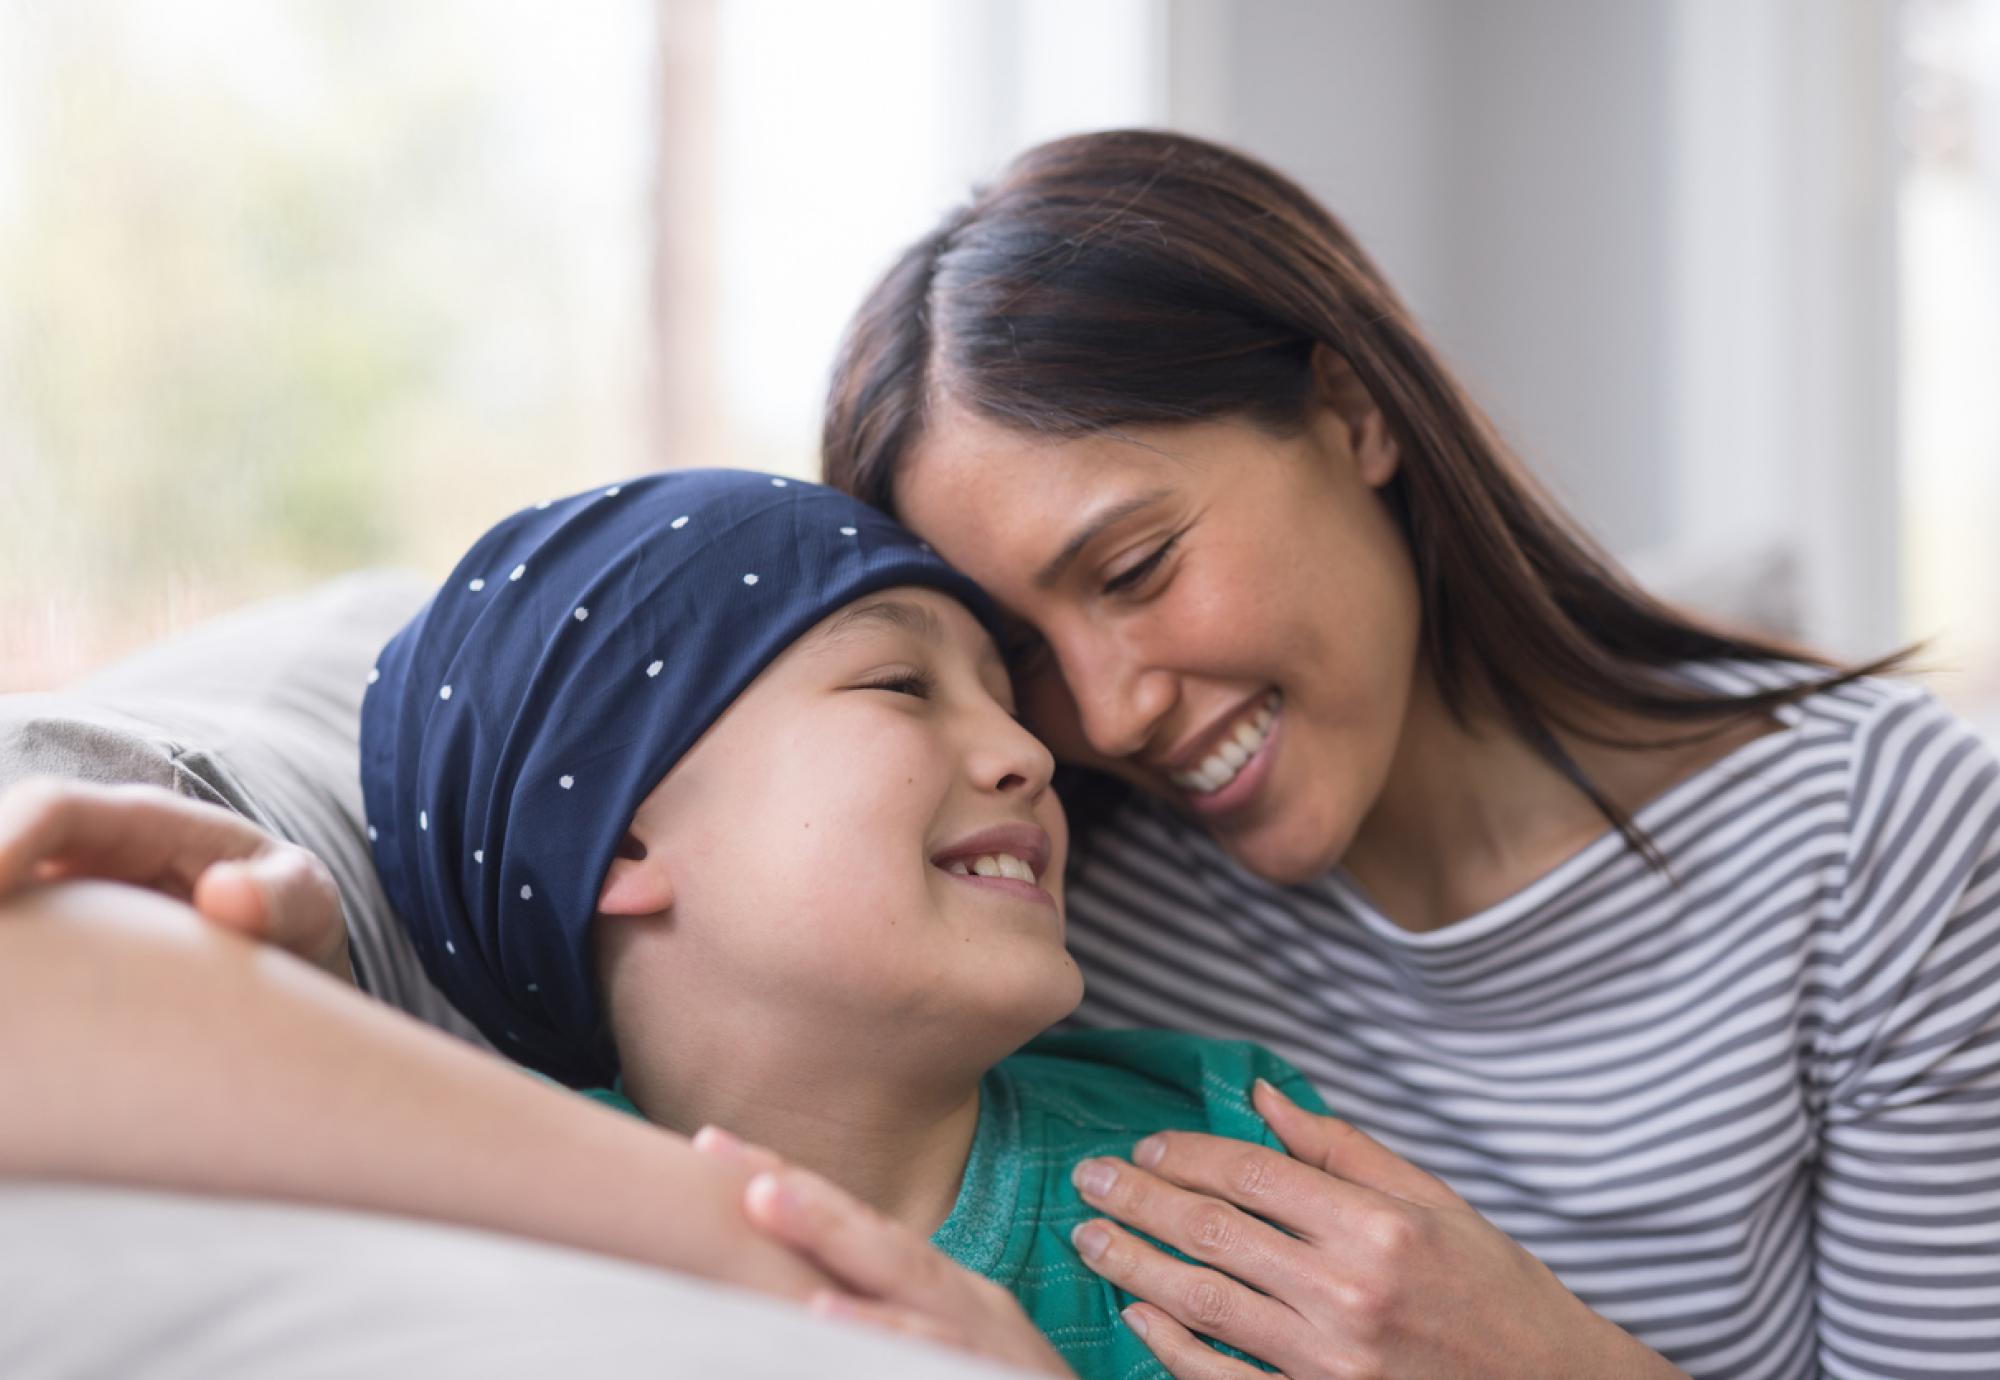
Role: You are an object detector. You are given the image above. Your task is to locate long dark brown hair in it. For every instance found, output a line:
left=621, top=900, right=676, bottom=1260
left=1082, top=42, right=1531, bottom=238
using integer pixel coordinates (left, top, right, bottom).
left=821, top=128, right=1907, bottom=866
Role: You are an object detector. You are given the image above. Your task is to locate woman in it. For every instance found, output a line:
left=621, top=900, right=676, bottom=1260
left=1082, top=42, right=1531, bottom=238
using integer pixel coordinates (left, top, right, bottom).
left=774, top=129, right=2000, bottom=1378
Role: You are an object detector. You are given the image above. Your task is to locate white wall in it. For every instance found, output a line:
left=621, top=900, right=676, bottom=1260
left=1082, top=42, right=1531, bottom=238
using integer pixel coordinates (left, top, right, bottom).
left=1169, top=0, right=1902, bottom=656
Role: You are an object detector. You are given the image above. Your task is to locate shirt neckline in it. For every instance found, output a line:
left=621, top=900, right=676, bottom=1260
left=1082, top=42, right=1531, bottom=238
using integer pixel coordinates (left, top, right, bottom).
left=927, top=1063, right=1026, bottom=1281
left=1323, top=692, right=1810, bottom=950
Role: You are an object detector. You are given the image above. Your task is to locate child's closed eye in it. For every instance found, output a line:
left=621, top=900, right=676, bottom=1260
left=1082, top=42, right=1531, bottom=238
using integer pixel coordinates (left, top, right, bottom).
left=856, top=670, right=936, bottom=699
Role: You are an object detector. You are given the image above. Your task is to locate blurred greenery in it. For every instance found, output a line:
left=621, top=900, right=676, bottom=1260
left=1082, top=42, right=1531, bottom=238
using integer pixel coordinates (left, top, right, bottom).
left=0, top=0, right=652, bottom=688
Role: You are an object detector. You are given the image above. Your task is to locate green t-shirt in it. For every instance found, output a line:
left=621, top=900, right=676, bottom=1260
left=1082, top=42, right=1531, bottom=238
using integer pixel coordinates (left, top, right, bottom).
left=586, top=1029, right=1329, bottom=1380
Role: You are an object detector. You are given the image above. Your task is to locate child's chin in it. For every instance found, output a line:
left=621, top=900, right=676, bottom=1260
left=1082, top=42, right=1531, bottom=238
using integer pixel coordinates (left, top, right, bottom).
left=977, top=958, right=1086, bottom=1051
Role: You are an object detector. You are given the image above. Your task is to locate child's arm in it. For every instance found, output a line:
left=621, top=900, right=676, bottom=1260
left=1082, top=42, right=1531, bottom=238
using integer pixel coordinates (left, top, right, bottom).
left=0, top=878, right=830, bottom=1301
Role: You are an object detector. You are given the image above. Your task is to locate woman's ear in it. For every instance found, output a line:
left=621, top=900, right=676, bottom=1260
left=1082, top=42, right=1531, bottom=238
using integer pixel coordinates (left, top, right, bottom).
left=1312, top=344, right=1400, bottom=489
left=596, top=832, right=676, bottom=917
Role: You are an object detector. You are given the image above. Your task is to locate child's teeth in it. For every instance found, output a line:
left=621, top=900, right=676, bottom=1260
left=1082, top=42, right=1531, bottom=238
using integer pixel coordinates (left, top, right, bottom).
left=950, top=852, right=1038, bottom=884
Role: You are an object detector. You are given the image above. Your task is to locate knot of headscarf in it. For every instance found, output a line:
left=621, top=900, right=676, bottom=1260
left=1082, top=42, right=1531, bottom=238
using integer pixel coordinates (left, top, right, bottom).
left=359, top=470, right=1000, bottom=1086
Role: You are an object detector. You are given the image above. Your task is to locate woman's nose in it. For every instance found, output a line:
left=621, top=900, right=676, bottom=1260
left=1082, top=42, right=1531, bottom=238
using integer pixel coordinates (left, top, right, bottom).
left=1067, top=643, right=1177, bottom=765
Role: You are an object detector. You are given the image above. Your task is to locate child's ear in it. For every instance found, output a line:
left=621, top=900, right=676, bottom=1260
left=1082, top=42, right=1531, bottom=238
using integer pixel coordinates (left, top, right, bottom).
left=597, top=833, right=676, bottom=916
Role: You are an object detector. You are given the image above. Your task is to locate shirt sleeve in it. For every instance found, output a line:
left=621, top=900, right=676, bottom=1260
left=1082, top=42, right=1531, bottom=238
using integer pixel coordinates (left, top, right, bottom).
left=1812, top=689, right=2000, bottom=1378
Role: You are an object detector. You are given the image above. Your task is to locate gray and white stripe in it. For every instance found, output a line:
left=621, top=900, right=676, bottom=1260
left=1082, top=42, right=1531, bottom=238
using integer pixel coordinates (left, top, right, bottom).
left=1062, top=667, right=2000, bottom=1378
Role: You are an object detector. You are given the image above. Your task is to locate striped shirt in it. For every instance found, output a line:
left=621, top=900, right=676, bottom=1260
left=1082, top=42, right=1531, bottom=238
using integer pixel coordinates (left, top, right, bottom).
left=1060, top=666, right=2000, bottom=1379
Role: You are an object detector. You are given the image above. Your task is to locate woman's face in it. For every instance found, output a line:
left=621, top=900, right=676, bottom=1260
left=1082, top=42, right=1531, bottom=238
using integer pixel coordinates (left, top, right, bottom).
left=896, top=395, right=1422, bottom=885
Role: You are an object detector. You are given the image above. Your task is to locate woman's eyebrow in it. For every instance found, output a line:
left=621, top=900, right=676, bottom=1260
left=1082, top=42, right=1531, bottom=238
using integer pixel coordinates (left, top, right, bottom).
left=1034, top=487, right=1175, bottom=589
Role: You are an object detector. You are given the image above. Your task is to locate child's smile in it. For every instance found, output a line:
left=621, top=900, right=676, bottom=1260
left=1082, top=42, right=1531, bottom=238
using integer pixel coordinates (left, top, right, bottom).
left=930, top=821, right=1060, bottom=919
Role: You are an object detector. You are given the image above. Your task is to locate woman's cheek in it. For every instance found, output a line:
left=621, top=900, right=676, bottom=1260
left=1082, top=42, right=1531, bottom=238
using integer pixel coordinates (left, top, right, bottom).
left=1021, top=674, right=1092, bottom=767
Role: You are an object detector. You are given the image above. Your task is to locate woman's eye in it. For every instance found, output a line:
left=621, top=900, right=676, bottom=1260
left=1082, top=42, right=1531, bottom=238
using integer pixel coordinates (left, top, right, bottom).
left=1101, top=533, right=1180, bottom=596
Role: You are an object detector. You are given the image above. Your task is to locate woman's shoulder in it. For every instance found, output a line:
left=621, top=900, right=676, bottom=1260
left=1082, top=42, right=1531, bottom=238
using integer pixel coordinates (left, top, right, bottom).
left=1673, top=658, right=1999, bottom=849
left=1682, top=663, right=2000, bottom=1005
left=1674, top=655, right=1944, bottom=722
left=1806, top=676, right=2000, bottom=900
left=1671, top=659, right=1990, bottom=776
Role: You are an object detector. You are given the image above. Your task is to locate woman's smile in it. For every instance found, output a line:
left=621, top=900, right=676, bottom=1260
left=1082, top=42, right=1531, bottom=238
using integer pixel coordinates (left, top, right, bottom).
left=1161, top=689, right=1280, bottom=805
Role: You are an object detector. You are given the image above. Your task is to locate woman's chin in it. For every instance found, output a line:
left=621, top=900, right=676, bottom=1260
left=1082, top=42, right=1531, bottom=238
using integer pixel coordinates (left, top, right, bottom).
left=1217, top=814, right=1353, bottom=887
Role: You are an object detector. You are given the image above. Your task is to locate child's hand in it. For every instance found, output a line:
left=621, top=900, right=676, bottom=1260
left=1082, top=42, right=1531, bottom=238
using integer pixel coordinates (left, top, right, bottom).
left=693, top=1126, right=1077, bottom=1378
left=0, top=778, right=352, bottom=982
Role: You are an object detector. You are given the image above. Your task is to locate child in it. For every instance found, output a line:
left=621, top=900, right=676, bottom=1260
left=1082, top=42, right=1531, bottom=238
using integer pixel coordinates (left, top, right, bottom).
left=359, top=470, right=1329, bottom=1379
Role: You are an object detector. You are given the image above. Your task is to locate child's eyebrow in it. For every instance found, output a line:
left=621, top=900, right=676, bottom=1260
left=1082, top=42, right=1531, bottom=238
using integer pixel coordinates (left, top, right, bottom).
left=809, top=597, right=1003, bottom=667
left=815, top=597, right=946, bottom=647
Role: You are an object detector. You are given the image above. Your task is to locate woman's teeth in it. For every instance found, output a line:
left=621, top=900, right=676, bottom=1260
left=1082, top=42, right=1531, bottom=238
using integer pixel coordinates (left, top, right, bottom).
left=1172, top=694, right=1279, bottom=795
left=944, top=853, right=1039, bottom=884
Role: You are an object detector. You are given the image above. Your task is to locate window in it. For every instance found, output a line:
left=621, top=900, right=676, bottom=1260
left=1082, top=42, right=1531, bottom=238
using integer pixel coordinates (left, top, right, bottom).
left=0, top=0, right=1165, bottom=691
left=1900, top=0, right=2000, bottom=738
left=0, top=1, right=657, bottom=690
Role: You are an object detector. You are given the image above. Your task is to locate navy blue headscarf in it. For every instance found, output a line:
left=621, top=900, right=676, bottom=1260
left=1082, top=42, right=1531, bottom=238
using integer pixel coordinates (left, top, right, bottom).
left=359, top=470, right=1002, bottom=1087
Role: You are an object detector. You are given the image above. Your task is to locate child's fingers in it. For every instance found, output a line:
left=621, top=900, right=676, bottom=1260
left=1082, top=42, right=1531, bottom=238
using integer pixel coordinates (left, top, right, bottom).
left=744, top=1167, right=958, bottom=1310
left=808, top=1290, right=962, bottom=1349
left=690, top=1125, right=788, bottom=1175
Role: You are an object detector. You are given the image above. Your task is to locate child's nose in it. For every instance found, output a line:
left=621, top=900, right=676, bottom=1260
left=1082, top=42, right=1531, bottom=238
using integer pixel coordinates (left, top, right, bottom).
left=971, top=711, right=1057, bottom=802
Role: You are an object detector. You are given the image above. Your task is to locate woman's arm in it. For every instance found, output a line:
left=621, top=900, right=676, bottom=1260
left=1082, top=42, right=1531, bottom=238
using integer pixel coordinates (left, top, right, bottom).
left=0, top=877, right=829, bottom=1300
left=0, top=777, right=353, bottom=981
left=1806, top=694, right=2000, bottom=1375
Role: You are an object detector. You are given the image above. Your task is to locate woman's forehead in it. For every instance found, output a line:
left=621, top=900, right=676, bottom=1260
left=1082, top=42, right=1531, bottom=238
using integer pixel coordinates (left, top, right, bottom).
left=898, top=421, right=1198, bottom=582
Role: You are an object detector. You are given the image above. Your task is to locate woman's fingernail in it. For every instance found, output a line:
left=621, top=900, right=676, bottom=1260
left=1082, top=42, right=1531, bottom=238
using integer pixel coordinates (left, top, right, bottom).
left=1072, top=1221, right=1111, bottom=1263
left=1132, top=1134, right=1164, bottom=1169
left=1121, top=1304, right=1149, bottom=1340
left=1072, top=1158, right=1118, bottom=1198
left=1253, top=1076, right=1293, bottom=1107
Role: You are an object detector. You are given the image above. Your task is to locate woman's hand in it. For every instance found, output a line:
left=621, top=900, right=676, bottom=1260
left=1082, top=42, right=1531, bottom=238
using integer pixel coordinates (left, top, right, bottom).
left=0, top=777, right=352, bottom=982
left=1066, top=1079, right=1686, bottom=1380
left=691, top=1126, right=1076, bottom=1377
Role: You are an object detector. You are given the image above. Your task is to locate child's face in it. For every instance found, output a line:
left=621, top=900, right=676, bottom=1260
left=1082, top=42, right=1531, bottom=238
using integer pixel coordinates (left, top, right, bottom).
left=599, top=587, right=1083, bottom=1075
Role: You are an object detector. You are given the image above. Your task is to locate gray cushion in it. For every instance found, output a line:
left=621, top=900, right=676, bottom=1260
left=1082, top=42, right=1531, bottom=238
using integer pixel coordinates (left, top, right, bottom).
left=0, top=1184, right=1020, bottom=1379
left=0, top=571, right=479, bottom=1045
